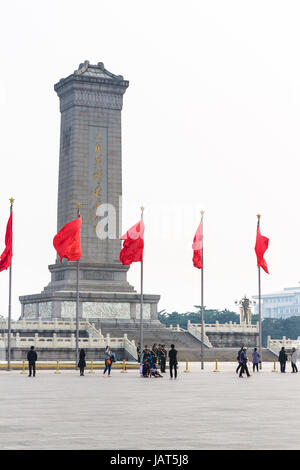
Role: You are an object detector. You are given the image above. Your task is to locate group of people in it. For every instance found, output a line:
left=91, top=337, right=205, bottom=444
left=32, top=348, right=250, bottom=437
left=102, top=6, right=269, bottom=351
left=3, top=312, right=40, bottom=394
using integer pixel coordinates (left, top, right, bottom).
left=236, top=347, right=261, bottom=378
left=278, top=346, right=298, bottom=373
left=78, top=346, right=116, bottom=376
left=26, top=344, right=177, bottom=378
left=236, top=345, right=299, bottom=377
left=137, top=343, right=178, bottom=379
left=25, top=343, right=300, bottom=378
left=25, top=345, right=117, bottom=378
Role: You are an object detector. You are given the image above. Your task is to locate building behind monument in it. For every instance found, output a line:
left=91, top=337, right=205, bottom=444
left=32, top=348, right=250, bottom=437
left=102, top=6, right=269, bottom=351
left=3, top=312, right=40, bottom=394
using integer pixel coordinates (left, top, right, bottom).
left=253, top=284, right=300, bottom=319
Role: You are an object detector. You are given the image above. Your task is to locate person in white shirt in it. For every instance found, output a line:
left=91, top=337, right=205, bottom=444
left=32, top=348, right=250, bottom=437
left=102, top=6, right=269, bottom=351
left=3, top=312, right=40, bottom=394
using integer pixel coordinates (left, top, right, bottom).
left=291, top=347, right=298, bottom=373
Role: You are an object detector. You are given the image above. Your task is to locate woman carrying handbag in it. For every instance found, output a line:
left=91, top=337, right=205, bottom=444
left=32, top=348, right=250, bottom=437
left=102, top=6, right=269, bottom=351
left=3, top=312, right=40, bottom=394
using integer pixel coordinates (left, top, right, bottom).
left=103, top=345, right=114, bottom=377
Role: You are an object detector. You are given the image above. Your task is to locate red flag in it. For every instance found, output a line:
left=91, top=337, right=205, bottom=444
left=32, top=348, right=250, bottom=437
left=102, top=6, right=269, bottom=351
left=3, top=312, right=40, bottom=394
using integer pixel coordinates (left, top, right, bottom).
left=0, top=213, right=13, bottom=272
left=53, top=216, right=82, bottom=262
left=192, top=219, right=203, bottom=269
left=255, top=224, right=269, bottom=274
left=120, top=219, right=145, bottom=265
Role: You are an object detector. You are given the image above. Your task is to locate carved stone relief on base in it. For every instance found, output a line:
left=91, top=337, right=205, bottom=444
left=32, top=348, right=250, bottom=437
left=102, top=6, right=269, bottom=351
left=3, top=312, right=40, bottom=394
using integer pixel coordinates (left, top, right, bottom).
left=82, top=302, right=131, bottom=319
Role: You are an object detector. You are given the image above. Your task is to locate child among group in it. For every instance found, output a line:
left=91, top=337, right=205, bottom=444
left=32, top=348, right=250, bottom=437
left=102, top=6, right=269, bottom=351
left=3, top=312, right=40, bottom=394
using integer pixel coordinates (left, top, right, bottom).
left=151, top=363, right=163, bottom=378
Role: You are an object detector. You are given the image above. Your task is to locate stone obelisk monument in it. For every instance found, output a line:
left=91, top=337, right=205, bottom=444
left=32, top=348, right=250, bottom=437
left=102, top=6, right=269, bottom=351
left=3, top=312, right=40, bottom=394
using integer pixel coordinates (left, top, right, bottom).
left=19, top=61, right=160, bottom=323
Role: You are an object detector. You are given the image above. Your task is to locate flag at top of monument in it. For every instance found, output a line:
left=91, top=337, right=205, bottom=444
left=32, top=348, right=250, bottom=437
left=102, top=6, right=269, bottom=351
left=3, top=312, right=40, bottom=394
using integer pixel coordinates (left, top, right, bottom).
left=192, top=218, right=203, bottom=269
left=120, top=219, right=145, bottom=265
left=53, top=216, right=82, bottom=262
left=0, top=212, right=13, bottom=272
left=255, top=221, right=269, bottom=274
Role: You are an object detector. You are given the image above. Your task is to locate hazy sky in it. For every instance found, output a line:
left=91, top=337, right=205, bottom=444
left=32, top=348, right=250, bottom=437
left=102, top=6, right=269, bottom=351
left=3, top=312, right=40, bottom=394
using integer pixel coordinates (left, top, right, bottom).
left=1, top=0, right=300, bottom=320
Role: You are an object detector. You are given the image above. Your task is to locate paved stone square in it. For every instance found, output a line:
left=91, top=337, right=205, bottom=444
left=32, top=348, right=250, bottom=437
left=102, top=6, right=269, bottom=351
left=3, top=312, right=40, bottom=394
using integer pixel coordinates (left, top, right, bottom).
left=0, top=361, right=299, bottom=450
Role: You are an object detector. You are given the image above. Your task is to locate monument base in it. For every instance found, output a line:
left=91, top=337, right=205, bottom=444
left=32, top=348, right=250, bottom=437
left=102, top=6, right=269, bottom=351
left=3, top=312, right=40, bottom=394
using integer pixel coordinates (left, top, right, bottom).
left=19, top=262, right=160, bottom=322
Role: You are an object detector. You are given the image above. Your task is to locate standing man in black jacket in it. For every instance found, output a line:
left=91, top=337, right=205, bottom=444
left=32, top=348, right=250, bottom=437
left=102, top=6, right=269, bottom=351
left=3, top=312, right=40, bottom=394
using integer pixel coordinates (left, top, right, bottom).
left=27, top=346, right=38, bottom=377
left=169, top=344, right=178, bottom=379
left=278, top=347, right=288, bottom=373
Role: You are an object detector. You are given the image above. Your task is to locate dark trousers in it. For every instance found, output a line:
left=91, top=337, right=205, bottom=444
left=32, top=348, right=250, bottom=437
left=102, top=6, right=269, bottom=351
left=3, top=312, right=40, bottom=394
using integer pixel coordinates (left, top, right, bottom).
left=236, top=363, right=242, bottom=373
left=170, top=362, right=177, bottom=378
left=280, top=362, right=286, bottom=373
left=28, top=361, right=36, bottom=377
left=160, top=358, right=166, bottom=373
left=143, top=364, right=150, bottom=377
left=80, top=367, right=85, bottom=376
left=292, top=362, right=298, bottom=373
left=253, top=363, right=259, bottom=372
left=239, top=363, right=250, bottom=377
left=103, top=361, right=112, bottom=375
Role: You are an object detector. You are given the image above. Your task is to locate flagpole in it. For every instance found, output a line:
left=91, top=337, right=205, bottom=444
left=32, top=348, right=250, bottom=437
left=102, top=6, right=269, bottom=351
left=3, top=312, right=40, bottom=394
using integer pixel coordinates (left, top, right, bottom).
left=257, top=213, right=262, bottom=370
left=76, top=202, right=81, bottom=370
left=7, top=197, right=14, bottom=371
left=139, top=206, right=144, bottom=366
left=200, top=210, right=204, bottom=370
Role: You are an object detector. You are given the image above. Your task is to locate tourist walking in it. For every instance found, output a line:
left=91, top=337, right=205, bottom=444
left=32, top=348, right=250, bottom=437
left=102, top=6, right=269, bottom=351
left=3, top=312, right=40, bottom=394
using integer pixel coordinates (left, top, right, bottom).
left=103, top=346, right=114, bottom=377
left=78, top=348, right=86, bottom=376
left=239, top=347, right=251, bottom=378
left=160, top=345, right=166, bottom=373
left=278, top=347, right=288, bottom=373
left=252, top=347, right=260, bottom=372
left=291, top=347, right=298, bottom=373
left=169, top=344, right=178, bottom=379
left=27, top=346, right=37, bottom=377
left=236, top=346, right=244, bottom=374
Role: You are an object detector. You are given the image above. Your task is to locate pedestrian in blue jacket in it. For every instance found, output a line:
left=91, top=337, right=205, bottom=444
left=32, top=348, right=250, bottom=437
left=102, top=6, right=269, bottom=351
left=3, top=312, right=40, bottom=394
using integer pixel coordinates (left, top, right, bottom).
left=252, top=348, right=260, bottom=372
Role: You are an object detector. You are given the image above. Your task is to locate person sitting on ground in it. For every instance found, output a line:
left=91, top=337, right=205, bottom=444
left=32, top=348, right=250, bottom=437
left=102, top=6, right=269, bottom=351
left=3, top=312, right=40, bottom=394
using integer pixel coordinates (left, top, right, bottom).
left=151, top=363, right=163, bottom=378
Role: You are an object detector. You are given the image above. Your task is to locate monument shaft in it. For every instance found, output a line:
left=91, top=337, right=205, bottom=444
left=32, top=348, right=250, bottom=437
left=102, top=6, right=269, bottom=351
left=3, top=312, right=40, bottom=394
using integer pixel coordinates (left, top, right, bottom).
left=55, top=61, right=127, bottom=264
left=19, top=61, right=160, bottom=323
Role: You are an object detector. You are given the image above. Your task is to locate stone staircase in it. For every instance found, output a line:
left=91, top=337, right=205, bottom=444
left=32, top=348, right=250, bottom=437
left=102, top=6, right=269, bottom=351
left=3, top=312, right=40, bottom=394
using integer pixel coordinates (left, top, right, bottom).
left=93, top=320, right=205, bottom=360
left=92, top=320, right=277, bottom=362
